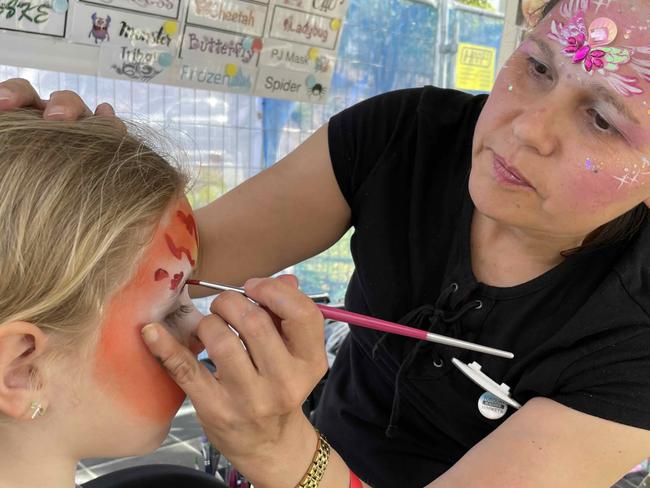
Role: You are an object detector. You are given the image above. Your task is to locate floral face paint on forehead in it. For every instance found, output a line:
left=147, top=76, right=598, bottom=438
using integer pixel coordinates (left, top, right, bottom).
left=547, top=0, right=650, bottom=96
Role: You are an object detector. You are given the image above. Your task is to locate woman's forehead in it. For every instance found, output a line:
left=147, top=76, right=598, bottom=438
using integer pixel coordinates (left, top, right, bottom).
left=531, top=0, right=650, bottom=100
left=541, top=0, right=650, bottom=36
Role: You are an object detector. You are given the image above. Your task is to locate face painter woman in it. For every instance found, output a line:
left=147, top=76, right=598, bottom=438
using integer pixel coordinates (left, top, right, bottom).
left=2, top=0, right=650, bottom=485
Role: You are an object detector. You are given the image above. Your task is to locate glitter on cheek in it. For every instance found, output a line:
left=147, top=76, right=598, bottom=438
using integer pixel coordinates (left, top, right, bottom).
left=641, top=156, right=650, bottom=174
left=585, top=157, right=604, bottom=173
left=611, top=162, right=650, bottom=190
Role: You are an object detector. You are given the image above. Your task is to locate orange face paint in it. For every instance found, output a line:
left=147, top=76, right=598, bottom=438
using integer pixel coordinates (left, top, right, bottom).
left=94, top=197, right=199, bottom=423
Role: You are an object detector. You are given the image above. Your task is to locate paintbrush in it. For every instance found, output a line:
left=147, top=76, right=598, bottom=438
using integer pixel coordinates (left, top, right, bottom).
left=187, top=279, right=514, bottom=359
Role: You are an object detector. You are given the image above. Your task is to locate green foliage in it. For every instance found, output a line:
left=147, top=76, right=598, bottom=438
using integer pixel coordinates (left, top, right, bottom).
left=455, top=0, right=495, bottom=11
left=187, top=164, right=228, bottom=209
left=294, top=230, right=354, bottom=304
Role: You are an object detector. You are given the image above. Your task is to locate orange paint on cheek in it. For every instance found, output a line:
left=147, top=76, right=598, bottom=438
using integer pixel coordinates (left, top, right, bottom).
left=93, top=199, right=199, bottom=423
left=95, top=293, right=185, bottom=423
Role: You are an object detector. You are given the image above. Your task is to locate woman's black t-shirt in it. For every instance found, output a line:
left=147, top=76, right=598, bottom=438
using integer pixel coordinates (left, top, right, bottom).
left=314, top=86, right=650, bottom=488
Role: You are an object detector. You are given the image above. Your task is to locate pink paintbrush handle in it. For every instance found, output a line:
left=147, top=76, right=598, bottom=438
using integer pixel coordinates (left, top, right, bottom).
left=187, top=279, right=513, bottom=359
left=316, top=304, right=513, bottom=359
left=316, top=304, right=428, bottom=341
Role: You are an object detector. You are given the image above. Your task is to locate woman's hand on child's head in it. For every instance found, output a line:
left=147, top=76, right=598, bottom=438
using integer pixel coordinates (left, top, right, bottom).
left=0, top=78, right=115, bottom=119
left=141, top=275, right=329, bottom=487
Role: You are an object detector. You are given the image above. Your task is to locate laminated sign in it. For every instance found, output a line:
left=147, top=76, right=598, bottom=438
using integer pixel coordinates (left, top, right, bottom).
left=0, top=0, right=350, bottom=102
left=454, top=42, right=496, bottom=92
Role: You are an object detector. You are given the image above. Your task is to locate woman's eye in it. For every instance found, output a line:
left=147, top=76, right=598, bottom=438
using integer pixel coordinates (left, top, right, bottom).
left=587, top=109, right=618, bottom=134
left=594, top=112, right=610, bottom=130
left=527, top=57, right=551, bottom=78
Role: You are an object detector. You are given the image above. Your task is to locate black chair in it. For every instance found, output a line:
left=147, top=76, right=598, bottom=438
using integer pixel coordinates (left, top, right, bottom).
left=82, top=464, right=227, bottom=488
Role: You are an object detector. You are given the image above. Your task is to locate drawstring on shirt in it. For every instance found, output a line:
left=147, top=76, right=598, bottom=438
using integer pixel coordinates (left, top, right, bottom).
left=371, top=283, right=458, bottom=360
left=370, top=282, right=482, bottom=438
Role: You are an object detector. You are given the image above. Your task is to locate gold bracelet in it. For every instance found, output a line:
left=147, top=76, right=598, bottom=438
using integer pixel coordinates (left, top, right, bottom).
left=297, top=429, right=331, bottom=488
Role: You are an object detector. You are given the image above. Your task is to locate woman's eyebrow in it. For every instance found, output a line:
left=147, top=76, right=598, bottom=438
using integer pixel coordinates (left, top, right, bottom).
left=528, top=35, right=555, bottom=59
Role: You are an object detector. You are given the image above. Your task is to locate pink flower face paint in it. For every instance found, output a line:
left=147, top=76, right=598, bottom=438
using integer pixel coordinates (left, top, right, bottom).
left=94, top=197, right=199, bottom=424
left=546, top=0, right=650, bottom=96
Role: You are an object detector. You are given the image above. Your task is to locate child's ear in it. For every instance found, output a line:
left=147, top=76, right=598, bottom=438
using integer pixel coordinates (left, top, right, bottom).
left=0, top=322, right=48, bottom=420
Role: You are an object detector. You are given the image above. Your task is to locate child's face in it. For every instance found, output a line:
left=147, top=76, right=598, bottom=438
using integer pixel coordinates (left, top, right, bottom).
left=70, top=197, right=204, bottom=456
left=470, top=0, right=650, bottom=242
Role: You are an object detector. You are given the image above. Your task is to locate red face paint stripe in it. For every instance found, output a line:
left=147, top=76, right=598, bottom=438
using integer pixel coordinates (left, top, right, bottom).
left=154, top=269, right=169, bottom=281
left=177, top=211, right=199, bottom=246
left=170, top=271, right=184, bottom=291
left=165, top=233, right=196, bottom=267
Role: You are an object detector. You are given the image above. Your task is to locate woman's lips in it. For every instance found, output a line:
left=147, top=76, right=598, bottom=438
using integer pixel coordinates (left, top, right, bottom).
left=492, top=153, right=534, bottom=189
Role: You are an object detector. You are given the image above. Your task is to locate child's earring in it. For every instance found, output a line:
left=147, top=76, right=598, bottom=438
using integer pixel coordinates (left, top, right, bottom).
left=29, top=401, right=46, bottom=419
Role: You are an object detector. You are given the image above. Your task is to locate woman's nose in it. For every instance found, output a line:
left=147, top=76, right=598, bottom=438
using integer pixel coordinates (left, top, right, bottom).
left=511, top=105, right=559, bottom=157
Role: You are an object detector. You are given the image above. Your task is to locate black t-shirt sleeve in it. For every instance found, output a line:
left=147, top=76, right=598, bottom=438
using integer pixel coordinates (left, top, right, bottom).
left=327, top=88, right=425, bottom=208
left=551, top=327, right=650, bottom=430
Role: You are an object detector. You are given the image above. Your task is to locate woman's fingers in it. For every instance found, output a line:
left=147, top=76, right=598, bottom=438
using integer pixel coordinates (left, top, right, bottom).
left=0, top=78, right=46, bottom=111
left=0, top=78, right=118, bottom=120
left=210, top=291, right=293, bottom=377
left=195, top=312, right=259, bottom=388
left=276, top=273, right=299, bottom=288
left=244, top=277, right=327, bottom=365
left=94, top=102, right=116, bottom=117
left=141, top=322, right=223, bottom=414
left=44, top=90, right=93, bottom=120
left=143, top=283, right=326, bottom=485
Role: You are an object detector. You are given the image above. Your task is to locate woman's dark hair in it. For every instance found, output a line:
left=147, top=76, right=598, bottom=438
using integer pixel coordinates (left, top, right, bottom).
left=535, top=0, right=649, bottom=255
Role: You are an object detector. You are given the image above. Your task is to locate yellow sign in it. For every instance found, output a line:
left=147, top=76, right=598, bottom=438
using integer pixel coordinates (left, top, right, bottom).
left=455, top=43, right=496, bottom=92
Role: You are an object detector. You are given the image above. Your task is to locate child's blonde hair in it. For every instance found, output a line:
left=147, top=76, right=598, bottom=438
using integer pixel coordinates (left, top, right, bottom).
left=0, top=110, right=188, bottom=351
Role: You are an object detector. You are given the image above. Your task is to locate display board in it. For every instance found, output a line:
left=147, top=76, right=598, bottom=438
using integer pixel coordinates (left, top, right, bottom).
left=0, top=0, right=349, bottom=102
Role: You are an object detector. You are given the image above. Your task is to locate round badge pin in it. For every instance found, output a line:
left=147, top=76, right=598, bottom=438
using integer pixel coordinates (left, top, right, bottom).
left=478, top=391, right=508, bottom=420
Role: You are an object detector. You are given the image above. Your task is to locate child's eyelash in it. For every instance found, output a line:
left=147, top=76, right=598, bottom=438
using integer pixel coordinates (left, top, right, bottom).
left=165, top=304, right=193, bottom=326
